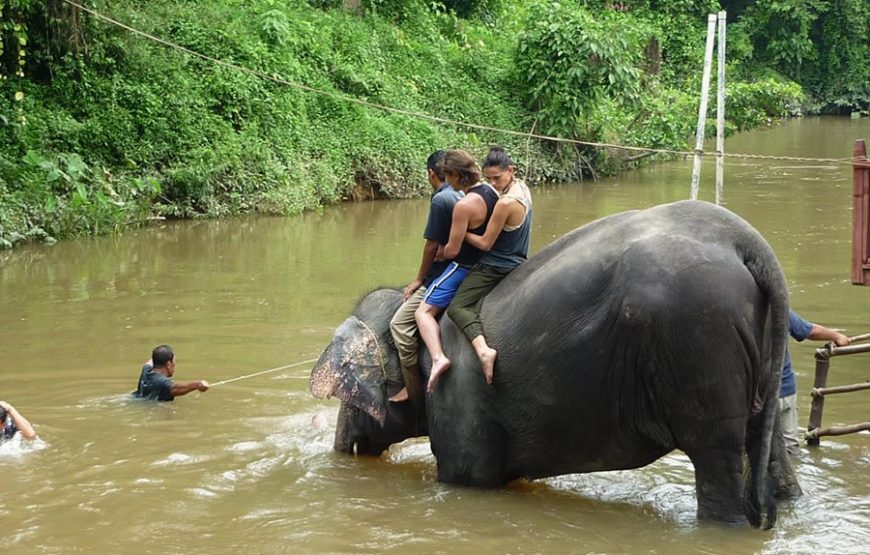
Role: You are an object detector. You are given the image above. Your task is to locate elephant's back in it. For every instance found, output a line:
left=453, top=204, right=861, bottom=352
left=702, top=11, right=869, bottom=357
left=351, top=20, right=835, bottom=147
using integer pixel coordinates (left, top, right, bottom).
left=483, top=200, right=773, bottom=322
left=473, top=201, right=780, bottom=475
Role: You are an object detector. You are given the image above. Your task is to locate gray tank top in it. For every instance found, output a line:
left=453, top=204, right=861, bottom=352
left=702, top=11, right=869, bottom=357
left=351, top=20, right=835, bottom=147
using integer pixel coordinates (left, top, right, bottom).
left=479, top=185, right=532, bottom=269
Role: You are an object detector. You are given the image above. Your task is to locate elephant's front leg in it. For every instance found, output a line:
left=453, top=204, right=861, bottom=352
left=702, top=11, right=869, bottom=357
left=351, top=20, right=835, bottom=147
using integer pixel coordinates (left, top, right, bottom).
left=435, top=437, right=507, bottom=488
left=428, top=319, right=508, bottom=488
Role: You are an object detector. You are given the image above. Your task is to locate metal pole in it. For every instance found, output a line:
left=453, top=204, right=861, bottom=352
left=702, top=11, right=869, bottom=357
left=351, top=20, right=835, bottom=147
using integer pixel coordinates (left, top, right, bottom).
left=690, top=14, right=717, bottom=200
left=715, top=11, right=726, bottom=205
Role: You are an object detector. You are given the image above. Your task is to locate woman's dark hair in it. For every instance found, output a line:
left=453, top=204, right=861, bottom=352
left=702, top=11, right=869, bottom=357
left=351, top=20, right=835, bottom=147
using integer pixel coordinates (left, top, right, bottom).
left=442, top=149, right=481, bottom=187
left=427, top=150, right=446, bottom=181
left=481, top=145, right=514, bottom=171
left=0, top=407, right=7, bottom=424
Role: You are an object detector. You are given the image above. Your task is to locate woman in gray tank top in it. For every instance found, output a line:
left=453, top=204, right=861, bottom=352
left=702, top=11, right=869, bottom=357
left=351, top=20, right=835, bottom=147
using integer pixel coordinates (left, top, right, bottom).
left=445, top=146, right=532, bottom=385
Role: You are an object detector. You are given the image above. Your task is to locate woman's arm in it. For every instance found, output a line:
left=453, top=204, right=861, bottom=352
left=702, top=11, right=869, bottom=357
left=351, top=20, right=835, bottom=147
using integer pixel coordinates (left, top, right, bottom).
left=464, top=198, right=516, bottom=251
left=442, top=198, right=475, bottom=259
left=0, top=401, right=36, bottom=440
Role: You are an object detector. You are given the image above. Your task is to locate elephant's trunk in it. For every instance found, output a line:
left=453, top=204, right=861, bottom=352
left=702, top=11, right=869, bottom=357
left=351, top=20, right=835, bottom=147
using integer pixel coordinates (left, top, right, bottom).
left=333, top=405, right=353, bottom=454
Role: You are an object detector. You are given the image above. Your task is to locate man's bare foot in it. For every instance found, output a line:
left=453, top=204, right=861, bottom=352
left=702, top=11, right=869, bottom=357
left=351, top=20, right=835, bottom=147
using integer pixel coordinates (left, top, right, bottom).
left=389, top=387, right=410, bottom=403
left=479, top=347, right=497, bottom=384
left=427, top=356, right=452, bottom=392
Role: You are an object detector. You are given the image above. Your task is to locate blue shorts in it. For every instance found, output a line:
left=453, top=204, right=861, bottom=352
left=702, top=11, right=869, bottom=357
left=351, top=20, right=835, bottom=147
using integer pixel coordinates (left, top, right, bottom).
left=422, top=262, right=470, bottom=308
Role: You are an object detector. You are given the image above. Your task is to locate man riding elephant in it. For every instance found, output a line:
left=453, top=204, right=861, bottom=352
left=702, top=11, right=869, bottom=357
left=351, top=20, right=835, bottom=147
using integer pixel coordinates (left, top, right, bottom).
left=310, top=200, right=799, bottom=529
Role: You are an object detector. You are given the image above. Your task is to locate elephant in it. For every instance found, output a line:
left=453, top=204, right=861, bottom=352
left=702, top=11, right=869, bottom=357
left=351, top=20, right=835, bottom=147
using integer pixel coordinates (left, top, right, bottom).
left=310, top=200, right=800, bottom=528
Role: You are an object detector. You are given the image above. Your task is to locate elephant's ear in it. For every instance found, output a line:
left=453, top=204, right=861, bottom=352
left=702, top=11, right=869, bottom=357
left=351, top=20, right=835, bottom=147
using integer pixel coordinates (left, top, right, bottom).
left=310, top=316, right=387, bottom=425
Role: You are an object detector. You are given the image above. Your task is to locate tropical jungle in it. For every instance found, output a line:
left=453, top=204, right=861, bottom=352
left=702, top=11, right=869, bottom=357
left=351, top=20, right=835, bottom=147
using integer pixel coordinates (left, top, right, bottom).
left=0, top=0, right=867, bottom=248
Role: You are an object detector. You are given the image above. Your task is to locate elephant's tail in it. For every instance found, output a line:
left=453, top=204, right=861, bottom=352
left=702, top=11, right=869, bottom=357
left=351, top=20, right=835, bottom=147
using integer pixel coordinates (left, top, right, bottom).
left=740, top=229, right=789, bottom=530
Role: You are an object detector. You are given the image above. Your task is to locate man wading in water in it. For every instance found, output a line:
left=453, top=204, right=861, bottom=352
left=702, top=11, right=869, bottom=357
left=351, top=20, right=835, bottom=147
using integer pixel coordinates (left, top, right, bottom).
left=133, top=345, right=210, bottom=401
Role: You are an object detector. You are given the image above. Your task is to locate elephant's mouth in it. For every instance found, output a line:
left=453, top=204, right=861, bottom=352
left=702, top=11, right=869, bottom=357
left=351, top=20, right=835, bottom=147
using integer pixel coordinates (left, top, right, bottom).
left=350, top=436, right=370, bottom=456
left=336, top=434, right=371, bottom=456
left=334, top=404, right=374, bottom=456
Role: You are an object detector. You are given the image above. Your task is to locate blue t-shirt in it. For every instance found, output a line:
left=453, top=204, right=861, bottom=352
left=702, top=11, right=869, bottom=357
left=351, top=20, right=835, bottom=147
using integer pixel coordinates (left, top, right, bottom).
left=423, top=183, right=462, bottom=286
left=781, top=309, right=813, bottom=397
left=133, top=364, right=175, bottom=401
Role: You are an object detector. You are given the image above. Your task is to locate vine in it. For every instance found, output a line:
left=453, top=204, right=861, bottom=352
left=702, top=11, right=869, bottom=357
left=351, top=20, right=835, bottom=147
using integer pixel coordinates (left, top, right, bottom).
left=1, top=0, right=29, bottom=125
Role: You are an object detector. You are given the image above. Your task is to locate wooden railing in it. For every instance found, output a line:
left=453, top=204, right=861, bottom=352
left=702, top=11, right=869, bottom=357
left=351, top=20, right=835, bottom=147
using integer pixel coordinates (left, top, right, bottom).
left=853, top=139, right=870, bottom=286
left=805, top=333, right=870, bottom=445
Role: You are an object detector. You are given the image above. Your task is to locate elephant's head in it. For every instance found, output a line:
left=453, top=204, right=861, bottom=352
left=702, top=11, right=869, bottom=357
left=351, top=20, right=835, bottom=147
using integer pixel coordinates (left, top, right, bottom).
left=310, top=288, right=428, bottom=455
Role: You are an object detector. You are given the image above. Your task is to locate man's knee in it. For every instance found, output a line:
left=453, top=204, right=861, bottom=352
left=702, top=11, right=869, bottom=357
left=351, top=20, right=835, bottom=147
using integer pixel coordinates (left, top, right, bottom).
left=389, top=316, right=405, bottom=341
left=398, top=350, right=418, bottom=369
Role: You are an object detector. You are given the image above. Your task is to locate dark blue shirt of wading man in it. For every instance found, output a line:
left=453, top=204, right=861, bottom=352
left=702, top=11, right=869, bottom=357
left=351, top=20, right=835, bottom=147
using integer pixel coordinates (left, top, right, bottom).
left=133, top=365, right=174, bottom=401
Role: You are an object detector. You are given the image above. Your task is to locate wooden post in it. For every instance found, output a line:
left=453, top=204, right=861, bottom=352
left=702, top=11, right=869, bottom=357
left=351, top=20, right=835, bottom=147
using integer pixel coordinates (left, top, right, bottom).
left=805, top=352, right=830, bottom=447
left=853, top=139, right=870, bottom=285
left=715, top=11, right=726, bottom=206
left=690, top=14, right=717, bottom=201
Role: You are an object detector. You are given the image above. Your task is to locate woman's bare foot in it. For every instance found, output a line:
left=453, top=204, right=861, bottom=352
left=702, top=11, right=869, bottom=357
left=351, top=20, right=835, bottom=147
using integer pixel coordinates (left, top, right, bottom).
left=427, top=356, right=452, bottom=392
left=389, top=387, right=410, bottom=403
left=479, top=347, right=497, bottom=384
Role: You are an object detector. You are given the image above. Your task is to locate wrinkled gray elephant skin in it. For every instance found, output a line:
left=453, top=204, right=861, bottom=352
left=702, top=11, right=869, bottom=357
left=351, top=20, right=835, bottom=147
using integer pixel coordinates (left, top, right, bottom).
left=311, top=200, right=799, bottom=529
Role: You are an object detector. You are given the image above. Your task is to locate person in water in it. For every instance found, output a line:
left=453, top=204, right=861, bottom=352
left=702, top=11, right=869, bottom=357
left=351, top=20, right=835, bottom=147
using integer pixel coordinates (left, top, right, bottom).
left=780, top=310, right=850, bottom=454
left=415, top=149, right=498, bottom=393
left=389, top=150, right=463, bottom=403
left=446, top=146, right=532, bottom=384
left=0, top=400, right=37, bottom=441
left=133, top=344, right=210, bottom=401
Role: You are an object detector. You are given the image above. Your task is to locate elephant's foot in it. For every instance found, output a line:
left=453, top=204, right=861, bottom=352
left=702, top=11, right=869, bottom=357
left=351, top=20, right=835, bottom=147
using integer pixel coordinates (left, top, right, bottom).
left=427, top=356, right=452, bottom=392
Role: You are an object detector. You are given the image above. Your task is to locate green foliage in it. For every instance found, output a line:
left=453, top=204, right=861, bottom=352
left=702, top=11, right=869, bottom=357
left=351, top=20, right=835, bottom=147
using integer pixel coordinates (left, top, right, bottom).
left=590, top=88, right=698, bottom=154
left=575, top=0, right=720, bottom=17
left=0, top=148, right=159, bottom=247
left=0, top=0, right=865, bottom=248
left=726, top=78, right=805, bottom=128
left=741, top=0, right=824, bottom=69
left=361, top=0, right=501, bottom=21
left=514, top=0, right=810, bottom=167
left=515, top=3, right=646, bottom=140
left=726, top=0, right=870, bottom=112
left=0, top=0, right=566, bottom=246
left=803, top=0, right=870, bottom=111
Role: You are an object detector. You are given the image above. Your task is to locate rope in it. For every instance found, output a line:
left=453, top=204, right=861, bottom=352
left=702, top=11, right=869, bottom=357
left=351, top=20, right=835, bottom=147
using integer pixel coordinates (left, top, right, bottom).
left=62, top=0, right=861, bottom=168
left=357, top=318, right=388, bottom=382
left=209, top=358, right=318, bottom=387
left=207, top=319, right=389, bottom=388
